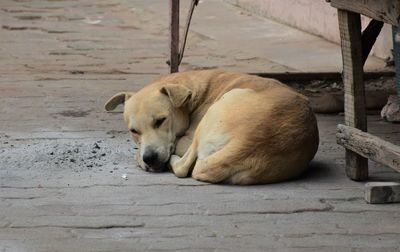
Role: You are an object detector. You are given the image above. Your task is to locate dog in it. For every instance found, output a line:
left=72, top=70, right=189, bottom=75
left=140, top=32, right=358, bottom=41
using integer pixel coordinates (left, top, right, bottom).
left=105, top=69, right=319, bottom=185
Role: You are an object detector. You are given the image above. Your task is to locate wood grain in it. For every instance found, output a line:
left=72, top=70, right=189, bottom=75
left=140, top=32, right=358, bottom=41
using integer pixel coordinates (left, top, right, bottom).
left=331, top=0, right=400, bottom=26
left=337, top=10, right=368, bottom=181
left=337, top=124, right=400, bottom=173
left=365, top=182, right=400, bottom=204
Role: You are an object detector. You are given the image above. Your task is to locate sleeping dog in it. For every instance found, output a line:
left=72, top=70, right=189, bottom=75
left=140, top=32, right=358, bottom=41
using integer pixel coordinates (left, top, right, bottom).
left=105, top=69, right=319, bottom=184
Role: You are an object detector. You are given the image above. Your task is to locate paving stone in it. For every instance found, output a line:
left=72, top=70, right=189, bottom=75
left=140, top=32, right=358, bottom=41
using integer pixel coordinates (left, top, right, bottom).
left=1, top=0, right=399, bottom=251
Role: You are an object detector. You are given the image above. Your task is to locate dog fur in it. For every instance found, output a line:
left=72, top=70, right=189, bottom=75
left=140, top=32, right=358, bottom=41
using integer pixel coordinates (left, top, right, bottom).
left=105, top=69, right=319, bottom=185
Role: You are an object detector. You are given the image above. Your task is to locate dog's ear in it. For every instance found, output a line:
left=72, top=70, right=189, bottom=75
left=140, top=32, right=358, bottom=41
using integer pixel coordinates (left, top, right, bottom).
left=160, top=84, right=192, bottom=108
left=104, top=92, right=134, bottom=111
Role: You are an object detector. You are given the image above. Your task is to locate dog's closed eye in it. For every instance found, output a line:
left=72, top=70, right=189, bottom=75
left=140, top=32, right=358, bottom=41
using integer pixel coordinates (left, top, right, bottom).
left=154, top=117, right=166, bottom=129
left=130, top=128, right=140, bottom=134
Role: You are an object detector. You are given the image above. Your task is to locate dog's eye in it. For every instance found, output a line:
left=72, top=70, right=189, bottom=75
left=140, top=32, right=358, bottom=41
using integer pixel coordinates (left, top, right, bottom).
left=154, top=117, right=166, bottom=129
left=130, top=128, right=139, bottom=134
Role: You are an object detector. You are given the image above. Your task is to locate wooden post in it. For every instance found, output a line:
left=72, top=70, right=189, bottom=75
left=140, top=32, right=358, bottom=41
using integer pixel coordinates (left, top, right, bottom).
left=337, top=10, right=368, bottom=181
left=169, top=0, right=180, bottom=73
left=393, top=26, right=400, bottom=97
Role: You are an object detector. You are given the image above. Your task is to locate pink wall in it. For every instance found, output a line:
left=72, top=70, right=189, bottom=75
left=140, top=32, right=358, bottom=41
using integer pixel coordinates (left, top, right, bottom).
left=226, top=0, right=392, bottom=59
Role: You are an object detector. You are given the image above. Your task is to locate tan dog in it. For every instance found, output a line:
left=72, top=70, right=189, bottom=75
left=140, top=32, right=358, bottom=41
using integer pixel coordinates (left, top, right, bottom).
left=105, top=69, right=319, bottom=185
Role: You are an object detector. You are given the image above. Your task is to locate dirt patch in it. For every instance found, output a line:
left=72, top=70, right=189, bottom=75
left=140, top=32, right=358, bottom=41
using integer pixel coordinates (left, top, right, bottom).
left=48, top=141, right=110, bottom=170
left=0, top=138, right=136, bottom=174
left=287, top=76, right=397, bottom=113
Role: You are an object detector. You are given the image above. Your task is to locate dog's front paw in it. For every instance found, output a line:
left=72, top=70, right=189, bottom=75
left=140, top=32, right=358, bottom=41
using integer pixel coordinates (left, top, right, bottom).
left=169, top=154, right=180, bottom=166
left=169, top=155, right=188, bottom=178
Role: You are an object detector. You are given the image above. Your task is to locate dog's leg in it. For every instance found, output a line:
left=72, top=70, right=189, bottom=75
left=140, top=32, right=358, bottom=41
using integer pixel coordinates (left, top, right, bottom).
left=191, top=150, right=238, bottom=184
left=189, top=137, right=246, bottom=184
left=169, top=141, right=198, bottom=178
left=175, top=135, right=193, bottom=157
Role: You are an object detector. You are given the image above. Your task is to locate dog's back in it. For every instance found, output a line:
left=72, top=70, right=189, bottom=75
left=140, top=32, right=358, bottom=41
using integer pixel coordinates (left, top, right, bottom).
left=167, top=70, right=319, bottom=184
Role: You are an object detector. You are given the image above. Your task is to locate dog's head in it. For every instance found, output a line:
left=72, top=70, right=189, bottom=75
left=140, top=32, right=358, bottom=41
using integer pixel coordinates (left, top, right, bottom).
left=105, top=84, right=192, bottom=172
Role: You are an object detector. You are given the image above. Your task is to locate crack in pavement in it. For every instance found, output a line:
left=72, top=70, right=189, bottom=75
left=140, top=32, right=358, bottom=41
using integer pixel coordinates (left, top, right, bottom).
left=6, top=223, right=146, bottom=229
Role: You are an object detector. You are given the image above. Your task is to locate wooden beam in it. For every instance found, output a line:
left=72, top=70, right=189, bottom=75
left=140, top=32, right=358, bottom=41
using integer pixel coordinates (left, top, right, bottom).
left=337, top=10, right=368, bottom=181
left=337, top=124, right=400, bottom=173
left=330, top=0, right=400, bottom=26
left=365, top=182, right=400, bottom=204
left=361, top=19, right=384, bottom=66
left=251, top=71, right=394, bottom=82
left=169, top=0, right=180, bottom=73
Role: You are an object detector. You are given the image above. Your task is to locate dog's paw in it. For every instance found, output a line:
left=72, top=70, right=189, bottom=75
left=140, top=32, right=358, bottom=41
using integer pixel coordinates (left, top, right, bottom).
left=169, top=154, right=180, bottom=166
left=169, top=155, right=188, bottom=178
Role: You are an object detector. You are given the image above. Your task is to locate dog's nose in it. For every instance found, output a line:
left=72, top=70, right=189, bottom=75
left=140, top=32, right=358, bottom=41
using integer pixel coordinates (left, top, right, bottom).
left=143, top=150, right=159, bottom=166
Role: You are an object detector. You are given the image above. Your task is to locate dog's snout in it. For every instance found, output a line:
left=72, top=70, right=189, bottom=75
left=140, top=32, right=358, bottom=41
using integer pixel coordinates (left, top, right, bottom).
left=143, top=149, right=159, bottom=166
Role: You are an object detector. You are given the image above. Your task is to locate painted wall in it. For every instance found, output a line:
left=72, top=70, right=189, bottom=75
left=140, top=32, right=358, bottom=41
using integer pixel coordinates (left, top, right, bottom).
left=226, top=0, right=392, bottom=60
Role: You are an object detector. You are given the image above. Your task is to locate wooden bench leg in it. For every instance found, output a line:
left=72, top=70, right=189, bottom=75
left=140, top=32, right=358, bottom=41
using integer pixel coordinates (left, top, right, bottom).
left=393, top=26, right=400, bottom=96
left=169, top=0, right=180, bottom=73
left=337, top=9, right=368, bottom=181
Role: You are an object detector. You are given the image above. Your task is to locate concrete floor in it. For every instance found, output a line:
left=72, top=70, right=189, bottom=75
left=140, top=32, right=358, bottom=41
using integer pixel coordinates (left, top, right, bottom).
left=1, top=0, right=400, bottom=251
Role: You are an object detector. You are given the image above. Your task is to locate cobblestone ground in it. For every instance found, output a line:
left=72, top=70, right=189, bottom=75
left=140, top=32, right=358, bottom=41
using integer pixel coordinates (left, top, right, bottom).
left=1, top=0, right=400, bottom=251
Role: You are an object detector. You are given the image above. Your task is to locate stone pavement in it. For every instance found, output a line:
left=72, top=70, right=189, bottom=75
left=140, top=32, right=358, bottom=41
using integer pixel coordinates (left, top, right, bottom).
left=0, top=0, right=400, bottom=251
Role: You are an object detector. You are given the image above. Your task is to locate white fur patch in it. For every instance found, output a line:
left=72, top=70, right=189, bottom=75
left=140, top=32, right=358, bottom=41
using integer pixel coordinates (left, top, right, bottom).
left=197, top=134, right=229, bottom=160
left=195, top=88, right=254, bottom=161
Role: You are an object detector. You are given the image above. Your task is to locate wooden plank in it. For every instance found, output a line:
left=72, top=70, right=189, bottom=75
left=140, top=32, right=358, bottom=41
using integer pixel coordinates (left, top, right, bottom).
left=330, top=0, right=400, bottom=26
left=365, top=182, right=400, bottom=204
left=337, top=10, right=368, bottom=181
left=337, top=124, right=400, bottom=173
left=169, top=0, right=180, bottom=73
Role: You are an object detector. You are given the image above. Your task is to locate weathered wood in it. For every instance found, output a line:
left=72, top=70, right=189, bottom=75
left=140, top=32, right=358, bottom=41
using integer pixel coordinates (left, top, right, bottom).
left=330, top=0, right=400, bottom=26
left=361, top=19, right=384, bottom=66
left=169, top=0, right=180, bottom=73
left=337, top=124, right=400, bottom=173
left=251, top=71, right=394, bottom=82
left=365, top=182, right=400, bottom=204
left=392, top=26, right=400, bottom=99
left=337, top=10, right=368, bottom=181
